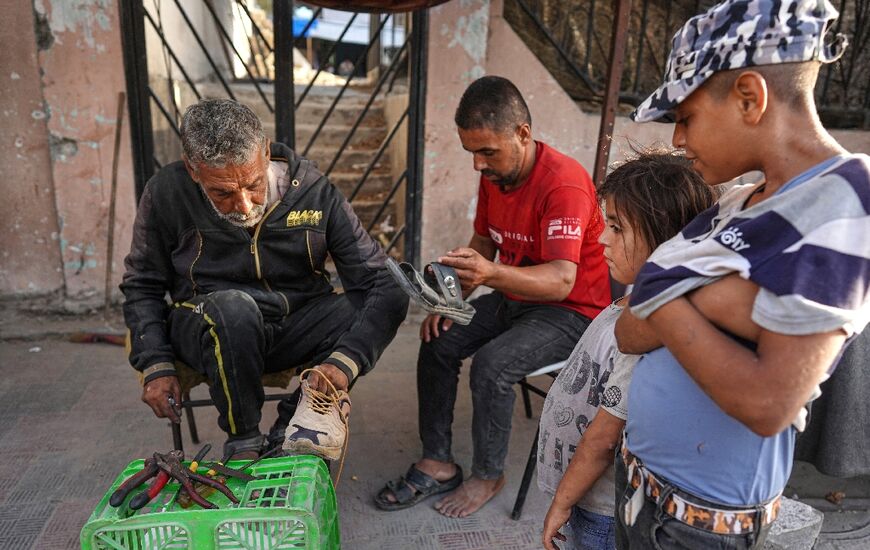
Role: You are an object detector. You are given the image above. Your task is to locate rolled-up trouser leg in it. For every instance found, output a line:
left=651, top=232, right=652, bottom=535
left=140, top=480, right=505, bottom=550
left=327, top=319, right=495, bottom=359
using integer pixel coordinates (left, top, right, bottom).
left=417, top=292, right=508, bottom=463
left=168, top=290, right=266, bottom=439
left=469, top=301, right=590, bottom=479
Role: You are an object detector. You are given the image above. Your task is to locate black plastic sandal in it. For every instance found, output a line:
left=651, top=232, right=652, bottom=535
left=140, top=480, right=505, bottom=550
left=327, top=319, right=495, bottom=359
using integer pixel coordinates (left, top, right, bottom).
left=386, top=259, right=476, bottom=325
left=374, top=464, right=464, bottom=511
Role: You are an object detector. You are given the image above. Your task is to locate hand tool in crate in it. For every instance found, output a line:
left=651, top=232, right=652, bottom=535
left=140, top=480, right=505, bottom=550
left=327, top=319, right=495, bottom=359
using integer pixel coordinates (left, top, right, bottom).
left=110, top=450, right=242, bottom=509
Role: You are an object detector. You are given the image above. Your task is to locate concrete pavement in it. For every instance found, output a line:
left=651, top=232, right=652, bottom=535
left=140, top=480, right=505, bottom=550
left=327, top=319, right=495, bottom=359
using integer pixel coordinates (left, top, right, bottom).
left=0, top=304, right=867, bottom=549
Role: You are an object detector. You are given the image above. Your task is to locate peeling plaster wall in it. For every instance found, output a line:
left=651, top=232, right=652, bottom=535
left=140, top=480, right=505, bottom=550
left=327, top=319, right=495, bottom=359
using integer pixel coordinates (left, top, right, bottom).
left=421, top=0, right=491, bottom=263
left=29, top=0, right=136, bottom=306
left=0, top=1, right=64, bottom=296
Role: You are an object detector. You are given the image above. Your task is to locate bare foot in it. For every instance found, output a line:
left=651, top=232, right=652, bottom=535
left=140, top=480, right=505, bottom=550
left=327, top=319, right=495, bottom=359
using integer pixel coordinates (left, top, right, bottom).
left=434, top=475, right=505, bottom=517
left=381, top=458, right=459, bottom=504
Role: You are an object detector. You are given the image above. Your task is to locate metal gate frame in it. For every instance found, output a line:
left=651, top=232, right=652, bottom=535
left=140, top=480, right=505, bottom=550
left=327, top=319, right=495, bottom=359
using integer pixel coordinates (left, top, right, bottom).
left=119, top=0, right=427, bottom=265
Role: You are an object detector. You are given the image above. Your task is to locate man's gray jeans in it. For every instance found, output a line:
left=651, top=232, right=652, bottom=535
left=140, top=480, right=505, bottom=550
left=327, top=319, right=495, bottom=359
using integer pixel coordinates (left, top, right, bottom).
left=417, top=291, right=591, bottom=479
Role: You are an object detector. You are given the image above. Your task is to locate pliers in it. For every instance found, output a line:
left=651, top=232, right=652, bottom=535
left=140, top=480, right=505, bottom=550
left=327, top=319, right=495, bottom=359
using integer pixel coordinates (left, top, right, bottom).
left=110, top=450, right=239, bottom=509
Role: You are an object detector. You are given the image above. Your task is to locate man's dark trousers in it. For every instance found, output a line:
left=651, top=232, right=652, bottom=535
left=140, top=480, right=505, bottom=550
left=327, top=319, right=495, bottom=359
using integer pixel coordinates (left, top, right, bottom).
left=418, top=291, right=591, bottom=479
left=167, top=289, right=356, bottom=440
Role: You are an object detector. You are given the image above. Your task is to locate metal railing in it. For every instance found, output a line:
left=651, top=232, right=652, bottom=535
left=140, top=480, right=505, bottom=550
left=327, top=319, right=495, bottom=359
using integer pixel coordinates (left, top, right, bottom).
left=121, top=0, right=427, bottom=261
left=505, top=0, right=870, bottom=129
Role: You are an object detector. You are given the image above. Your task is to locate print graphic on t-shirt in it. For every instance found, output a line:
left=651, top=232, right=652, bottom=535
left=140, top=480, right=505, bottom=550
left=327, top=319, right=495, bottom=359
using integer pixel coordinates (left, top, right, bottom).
left=553, top=402, right=574, bottom=428
left=539, top=429, right=550, bottom=464
left=553, top=437, right=564, bottom=472
left=576, top=414, right=590, bottom=437
left=601, top=385, right=622, bottom=408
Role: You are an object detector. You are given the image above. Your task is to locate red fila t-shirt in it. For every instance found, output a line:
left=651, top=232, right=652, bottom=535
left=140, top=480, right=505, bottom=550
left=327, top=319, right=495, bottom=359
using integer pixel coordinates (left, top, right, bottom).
left=473, top=141, right=610, bottom=320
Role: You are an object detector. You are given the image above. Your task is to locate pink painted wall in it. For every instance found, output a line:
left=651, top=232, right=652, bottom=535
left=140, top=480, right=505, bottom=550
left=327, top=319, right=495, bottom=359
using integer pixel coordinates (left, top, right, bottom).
left=0, top=1, right=64, bottom=296
left=0, top=1, right=136, bottom=307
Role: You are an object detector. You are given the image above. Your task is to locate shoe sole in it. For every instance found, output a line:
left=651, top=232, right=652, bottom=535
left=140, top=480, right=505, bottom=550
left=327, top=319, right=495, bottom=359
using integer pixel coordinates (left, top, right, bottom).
left=283, top=438, right=342, bottom=461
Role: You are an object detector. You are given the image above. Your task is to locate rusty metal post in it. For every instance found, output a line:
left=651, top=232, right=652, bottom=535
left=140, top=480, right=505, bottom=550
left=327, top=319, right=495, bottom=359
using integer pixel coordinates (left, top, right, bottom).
left=593, top=0, right=632, bottom=186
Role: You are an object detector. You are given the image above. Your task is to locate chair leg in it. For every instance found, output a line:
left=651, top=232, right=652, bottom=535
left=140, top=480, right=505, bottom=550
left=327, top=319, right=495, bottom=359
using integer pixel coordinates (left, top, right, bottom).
left=511, top=426, right=539, bottom=520
left=521, top=378, right=533, bottom=419
left=182, top=391, right=199, bottom=444
left=171, top=420, right=184, bottom=452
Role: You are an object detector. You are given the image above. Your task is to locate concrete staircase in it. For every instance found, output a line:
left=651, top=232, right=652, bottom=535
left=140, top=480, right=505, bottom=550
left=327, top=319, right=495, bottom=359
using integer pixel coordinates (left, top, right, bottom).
left=198, top=81, right=398, bottom=238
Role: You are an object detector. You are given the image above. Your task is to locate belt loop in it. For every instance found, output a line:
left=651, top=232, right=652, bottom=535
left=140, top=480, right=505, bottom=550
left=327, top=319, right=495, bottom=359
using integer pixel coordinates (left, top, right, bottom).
left=753, top=502, right=766, bottom=542
left=654, top=483, right=675, bottom=522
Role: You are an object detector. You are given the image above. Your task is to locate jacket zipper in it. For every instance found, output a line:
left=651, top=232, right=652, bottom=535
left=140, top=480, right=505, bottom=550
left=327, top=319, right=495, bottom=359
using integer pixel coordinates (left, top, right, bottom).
left=250, top=201, right=290, bottom=314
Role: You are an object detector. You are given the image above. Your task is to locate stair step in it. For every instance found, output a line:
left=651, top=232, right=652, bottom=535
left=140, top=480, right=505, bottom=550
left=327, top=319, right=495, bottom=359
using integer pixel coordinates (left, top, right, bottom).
left=305, top=148, right=390, bottom=174
left=262, top=122, right=386, bottom=150
left=331, top=172, right=395, bottom=198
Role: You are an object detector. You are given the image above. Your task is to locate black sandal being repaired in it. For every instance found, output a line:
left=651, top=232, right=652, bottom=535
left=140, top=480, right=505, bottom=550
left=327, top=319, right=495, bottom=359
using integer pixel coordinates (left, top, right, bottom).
left=374, top=464, right=464, bottom=511
left=385, top=259, right=476, bottom=325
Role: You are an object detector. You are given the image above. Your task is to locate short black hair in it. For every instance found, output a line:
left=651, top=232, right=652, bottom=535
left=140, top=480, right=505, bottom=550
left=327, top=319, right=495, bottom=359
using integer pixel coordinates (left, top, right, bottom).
left=703, top=61, right=820, bottom=110
left=454, top=76, right=532, bottom=134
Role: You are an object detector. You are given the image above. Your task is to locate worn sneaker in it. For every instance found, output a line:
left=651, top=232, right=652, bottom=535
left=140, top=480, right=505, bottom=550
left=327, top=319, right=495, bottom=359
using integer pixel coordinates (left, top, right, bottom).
left=282, top=369, right=351, bottom=462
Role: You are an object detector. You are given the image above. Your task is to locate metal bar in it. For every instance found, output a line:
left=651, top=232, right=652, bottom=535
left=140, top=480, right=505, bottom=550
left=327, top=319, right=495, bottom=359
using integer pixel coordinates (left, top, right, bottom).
left=295, top=13, right=360, bottom=108
left=821, top=0, right=848, bottom=104
left=149, top=87, right=182, bottom=137
left=404, top=9, right=427, bottom=266
left=171, top=0, right=237, bottom=100
left=385, top=224, right=405, bottom=254
left=201, top=0, right=273, bottom=110
left=349, top=108, right=408, bottom=202
left=302, top=14, right=392, bottom=156
left=275, top=0, right=295, bottom=148
left=143, top=8, right=202, bottom=101
left=119, top=0, right=155, bottom=203
left=584, top=0, right=595, bottom=71
left=325, top=38, right=411, bottom=176
left=366, top=171, right=408, bottom=233
left=234, top=0, right=274, bottom=54
left=633, top=0, right=650, bottom=93
left=515, top=0, right=599, bottom=95
left=593, top=0, right=632, bottom=186
left=235, top=2, right=264, bottom=81
left=510, top=427, right=539, bottom=520
left=387, top=46, right=409, bottom=93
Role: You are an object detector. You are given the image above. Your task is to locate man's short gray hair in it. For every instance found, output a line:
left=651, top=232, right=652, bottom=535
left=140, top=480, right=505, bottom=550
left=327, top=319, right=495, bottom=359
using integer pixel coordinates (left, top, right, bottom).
left=180, top=99, right=266, bottom=168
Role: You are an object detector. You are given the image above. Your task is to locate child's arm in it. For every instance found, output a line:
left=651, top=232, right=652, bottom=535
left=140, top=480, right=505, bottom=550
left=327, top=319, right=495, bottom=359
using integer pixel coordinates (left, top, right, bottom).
left=542, top=409, right=625, bottom=550
left=615, top=274, right=761, bottom=353
left=647, top=297, right=846, bottom=436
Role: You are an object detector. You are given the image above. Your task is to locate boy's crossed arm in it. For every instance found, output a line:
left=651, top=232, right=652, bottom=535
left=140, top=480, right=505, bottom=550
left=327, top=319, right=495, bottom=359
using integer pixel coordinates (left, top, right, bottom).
left=615, top=274, right=846, bottom=436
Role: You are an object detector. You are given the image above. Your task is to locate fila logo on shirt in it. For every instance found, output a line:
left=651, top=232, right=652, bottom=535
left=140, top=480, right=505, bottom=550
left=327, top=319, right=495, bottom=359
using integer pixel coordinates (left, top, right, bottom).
left=547, top=218, right=582, bottom=240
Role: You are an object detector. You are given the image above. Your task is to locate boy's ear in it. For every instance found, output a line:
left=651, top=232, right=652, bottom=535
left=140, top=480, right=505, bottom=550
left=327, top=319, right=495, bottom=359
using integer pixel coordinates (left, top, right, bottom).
left=733, top=71, right=768, bottom=125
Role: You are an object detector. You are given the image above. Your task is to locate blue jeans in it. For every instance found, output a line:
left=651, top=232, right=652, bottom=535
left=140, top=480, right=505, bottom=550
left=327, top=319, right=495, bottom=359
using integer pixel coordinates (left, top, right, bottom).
left=570, top=507, right=616, bottom=550
left=614, top=453, right=771, bottom=549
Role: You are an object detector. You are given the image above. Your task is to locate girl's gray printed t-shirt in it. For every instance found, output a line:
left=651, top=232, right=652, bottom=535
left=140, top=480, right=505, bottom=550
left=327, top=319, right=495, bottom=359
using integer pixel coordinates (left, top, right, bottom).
left=536, top=303, right=639, bottom=516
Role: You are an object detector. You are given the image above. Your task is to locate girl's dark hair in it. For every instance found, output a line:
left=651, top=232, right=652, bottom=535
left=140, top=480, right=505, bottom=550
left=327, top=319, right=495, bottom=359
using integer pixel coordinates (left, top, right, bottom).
left=598, top=146, right=716, bottom=252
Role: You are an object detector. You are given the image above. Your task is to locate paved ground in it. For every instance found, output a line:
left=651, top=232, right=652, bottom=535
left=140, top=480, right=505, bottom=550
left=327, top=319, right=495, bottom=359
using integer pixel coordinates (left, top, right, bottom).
left=0, top=303, right=868, bottom=549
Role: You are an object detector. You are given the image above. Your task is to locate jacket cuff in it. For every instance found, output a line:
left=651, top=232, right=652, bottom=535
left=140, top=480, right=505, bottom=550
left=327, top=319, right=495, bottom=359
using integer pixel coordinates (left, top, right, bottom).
left=142, top=362, right=178, bottom=385
left=322, top=351, right=359, bottom=385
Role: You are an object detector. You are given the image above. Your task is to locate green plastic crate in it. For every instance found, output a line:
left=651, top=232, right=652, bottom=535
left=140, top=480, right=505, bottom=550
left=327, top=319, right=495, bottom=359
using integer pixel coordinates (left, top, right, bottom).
left=80, top=455, right=339, bottom=550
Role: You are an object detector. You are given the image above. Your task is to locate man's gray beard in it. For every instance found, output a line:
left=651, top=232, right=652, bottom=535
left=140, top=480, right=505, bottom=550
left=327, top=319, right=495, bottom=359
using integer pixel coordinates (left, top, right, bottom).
left=201, top=185, right=269, bottom=228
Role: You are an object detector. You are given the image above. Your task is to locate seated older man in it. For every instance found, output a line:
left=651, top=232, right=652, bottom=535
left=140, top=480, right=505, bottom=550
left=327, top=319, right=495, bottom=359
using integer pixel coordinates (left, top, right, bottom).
left=121, top=99, right=408, bottom=459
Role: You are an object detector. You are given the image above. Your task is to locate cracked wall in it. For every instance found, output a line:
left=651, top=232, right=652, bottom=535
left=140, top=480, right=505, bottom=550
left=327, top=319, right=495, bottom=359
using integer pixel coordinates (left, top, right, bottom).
left=1, top=0, right=135, bottom=307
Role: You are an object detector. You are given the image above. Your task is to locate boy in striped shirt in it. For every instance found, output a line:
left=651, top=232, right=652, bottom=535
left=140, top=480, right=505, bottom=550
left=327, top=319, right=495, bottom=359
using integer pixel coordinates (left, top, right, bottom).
left=613, top=1, right=870, bottom=548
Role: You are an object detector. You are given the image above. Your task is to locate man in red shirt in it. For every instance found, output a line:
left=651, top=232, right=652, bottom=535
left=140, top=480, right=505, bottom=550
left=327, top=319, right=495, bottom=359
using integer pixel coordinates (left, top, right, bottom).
left=376, top=76, right=610, bottom=516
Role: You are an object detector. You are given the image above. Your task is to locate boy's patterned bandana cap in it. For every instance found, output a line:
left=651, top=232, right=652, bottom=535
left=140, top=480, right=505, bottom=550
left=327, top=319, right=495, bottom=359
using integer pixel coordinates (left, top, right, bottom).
left=632, top=0, right=848, bottom=123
